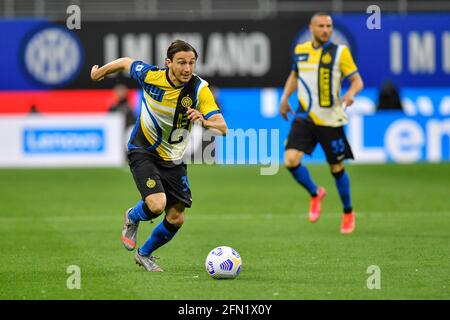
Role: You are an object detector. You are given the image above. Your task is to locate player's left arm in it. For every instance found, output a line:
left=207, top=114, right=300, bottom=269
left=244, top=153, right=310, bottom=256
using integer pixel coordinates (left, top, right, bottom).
left=186, top=86, right=227, bottom=136
left=343, top=73, right=364, bottom=107
left=187, top=110, right=227, bottom=136
left=339, top=47, right=364, bottom=107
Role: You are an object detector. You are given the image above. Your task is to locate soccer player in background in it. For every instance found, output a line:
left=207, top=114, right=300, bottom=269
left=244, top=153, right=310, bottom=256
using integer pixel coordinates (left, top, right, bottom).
left=279, top=13, right=364, bottom=234
left=91, top=40, right=227, bottom=271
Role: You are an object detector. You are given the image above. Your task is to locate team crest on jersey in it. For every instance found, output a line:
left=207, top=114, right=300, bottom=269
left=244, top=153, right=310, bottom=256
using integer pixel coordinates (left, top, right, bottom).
left=146, top=179, right=156, bottom=189
left=321, top=52, right=332, bottom=64
left=181, top=96, right=193, bottom=108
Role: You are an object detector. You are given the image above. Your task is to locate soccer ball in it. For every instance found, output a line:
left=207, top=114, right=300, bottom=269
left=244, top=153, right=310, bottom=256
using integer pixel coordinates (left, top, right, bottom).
left=205, top=246, right=242, bottom=279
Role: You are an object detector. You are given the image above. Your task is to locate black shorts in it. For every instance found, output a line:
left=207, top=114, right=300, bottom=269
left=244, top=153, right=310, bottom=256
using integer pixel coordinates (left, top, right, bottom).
left=285, top=117, right=354, bottom=164
left=128, top=152, right=192, bottom=208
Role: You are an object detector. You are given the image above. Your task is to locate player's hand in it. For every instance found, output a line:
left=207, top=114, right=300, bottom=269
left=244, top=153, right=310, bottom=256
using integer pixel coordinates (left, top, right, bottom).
left=90, top=65, right=104, bottom=81
left=342, top=92, right=355, bottom=108
left=280, top=99, right=294, bottom=121
left=186, top=107, right=204, bottom=126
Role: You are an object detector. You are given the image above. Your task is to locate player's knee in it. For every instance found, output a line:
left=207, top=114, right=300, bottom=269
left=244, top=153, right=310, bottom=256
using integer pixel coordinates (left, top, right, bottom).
left=145, top=195, right=166, bottom=215
left=165, top=203, right=185, bottom=227
left=148, top=202, right=166, bottom=215
left=284, top=153, right=301, bottom=168
left=330, top=162, right=344, bottom=173
left=166, top=212, right=185, bottom=228
left=285, top=158, right=300, bottom=168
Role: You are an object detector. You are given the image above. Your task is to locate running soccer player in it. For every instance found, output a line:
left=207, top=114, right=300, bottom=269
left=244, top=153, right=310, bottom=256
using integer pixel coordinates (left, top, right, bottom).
left=280, top=13, right=364, bottom=234
left=91, top=40, right=227, bottom=271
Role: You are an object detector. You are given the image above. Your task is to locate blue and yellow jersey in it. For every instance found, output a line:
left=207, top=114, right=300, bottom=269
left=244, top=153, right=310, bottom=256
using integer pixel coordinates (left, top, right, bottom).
left=128, top=60, right=220, bottom=162
left=292, top=41, right=358, bottom=127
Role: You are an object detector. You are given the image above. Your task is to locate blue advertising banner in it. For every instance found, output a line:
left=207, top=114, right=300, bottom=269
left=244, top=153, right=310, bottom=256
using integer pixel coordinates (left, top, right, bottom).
left=214, top=88, right=450, bottom=165
left=331, top=14, right=450, bottom=87
left=0, top=19, right=85, bottom=90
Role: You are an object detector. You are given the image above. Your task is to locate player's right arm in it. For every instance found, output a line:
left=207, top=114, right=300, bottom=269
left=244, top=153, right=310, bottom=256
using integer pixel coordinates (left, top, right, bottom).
left=90, top=57, right=135, bottom=81
left=279, top=71, right=298, bottom=121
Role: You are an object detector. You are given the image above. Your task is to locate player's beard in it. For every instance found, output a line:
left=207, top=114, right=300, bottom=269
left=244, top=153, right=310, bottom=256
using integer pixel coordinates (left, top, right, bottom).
left=313, top=32, right=331, bottom=46
left=178, top=73, right=192, bottom=83
left=169, top=68, right=192, bottom=84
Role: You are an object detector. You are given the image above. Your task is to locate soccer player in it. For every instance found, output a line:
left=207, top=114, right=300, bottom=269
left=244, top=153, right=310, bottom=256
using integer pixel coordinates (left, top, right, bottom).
left=91, top=40, right=227, bottom=271
left=280, top=13, right=364, bottom=234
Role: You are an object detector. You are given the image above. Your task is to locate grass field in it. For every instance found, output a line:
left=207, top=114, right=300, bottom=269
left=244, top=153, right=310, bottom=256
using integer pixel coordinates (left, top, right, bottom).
left=0, top=163, right=449, bottom=300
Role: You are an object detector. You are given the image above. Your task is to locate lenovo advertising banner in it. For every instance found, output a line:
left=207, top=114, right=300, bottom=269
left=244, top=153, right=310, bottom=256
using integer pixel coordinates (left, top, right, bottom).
left=0, top=113, right=125, bottom=167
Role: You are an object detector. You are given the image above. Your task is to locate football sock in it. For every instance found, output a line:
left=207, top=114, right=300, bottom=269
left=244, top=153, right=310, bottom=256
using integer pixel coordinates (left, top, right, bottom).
left=138, top=217, right=180, bottom=257
left=128, top=200, right=160, bottom=224
left=332, top=170, right=353, bottom=214
left=288, top=164, right=318, bottom=197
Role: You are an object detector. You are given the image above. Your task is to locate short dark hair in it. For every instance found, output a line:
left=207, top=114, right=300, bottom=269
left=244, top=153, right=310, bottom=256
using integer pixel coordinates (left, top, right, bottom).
left=167, top=40, right=198, bottom=61
left=310, top=12, right=331, bottom=24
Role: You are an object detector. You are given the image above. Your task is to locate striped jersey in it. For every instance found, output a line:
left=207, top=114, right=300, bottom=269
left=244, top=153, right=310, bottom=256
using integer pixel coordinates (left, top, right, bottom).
left=292, top=41, right=358, bottom=127
left=128, top=60, right=220, bottom=163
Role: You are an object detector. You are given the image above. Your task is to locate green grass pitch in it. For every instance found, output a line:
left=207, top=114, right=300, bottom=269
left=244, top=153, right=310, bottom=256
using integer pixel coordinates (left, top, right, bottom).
left=0, top=163, right=449, bottom=300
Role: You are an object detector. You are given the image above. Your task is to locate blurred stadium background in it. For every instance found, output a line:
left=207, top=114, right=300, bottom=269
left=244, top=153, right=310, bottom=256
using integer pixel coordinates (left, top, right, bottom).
left=1, top=0, right=449, bottom=166
left=0, top=0, right=449, bottom=300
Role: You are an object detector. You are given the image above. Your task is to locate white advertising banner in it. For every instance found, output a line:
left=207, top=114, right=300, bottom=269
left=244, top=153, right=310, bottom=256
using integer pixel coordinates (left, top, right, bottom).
left=0, top=113, right=125, bottom=167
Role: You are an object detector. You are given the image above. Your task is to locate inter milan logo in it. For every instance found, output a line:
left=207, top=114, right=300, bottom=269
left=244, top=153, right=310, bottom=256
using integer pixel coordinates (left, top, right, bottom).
left=22, top=25, right=83, bottom=86
left=321, top=52, right=332, bottom=64
left=146, top=179, right=156, bottom=189
left=181, top=96, right=193, bottom=108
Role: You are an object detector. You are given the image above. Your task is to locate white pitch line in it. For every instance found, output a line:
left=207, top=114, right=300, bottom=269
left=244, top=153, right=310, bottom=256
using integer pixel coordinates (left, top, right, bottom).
left=0, top=211, right=448, bottom=223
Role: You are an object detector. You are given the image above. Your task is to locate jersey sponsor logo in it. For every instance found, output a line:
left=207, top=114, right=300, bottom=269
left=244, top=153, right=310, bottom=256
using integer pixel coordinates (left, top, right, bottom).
left=23, top=128, right=104, bottom=153
left=22, top=25, right=83, bottom=87
left=318, top=44, right=337, bottom=108
left=319, top=68, right=332, bottom=106
left=146, top=178, right=156, bottom=189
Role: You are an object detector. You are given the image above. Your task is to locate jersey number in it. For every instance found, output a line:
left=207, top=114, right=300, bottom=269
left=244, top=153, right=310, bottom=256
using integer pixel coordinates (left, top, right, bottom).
left=168, top=109, right=190, bottom=144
